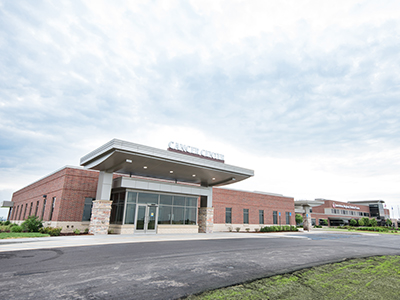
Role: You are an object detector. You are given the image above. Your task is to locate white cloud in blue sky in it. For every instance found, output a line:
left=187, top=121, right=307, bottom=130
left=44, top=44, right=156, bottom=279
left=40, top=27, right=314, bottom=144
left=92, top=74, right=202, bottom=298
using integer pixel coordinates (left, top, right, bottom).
left=1, top=0, right=400, bottom=218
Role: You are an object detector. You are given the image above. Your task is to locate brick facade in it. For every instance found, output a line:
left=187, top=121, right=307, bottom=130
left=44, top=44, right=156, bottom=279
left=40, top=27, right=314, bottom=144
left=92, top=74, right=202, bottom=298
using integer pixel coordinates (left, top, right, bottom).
left=10, top=167, right=99, bottom=222
left=10, top=167, right=296, bottom=232
left=310, top=199, right=370, bottom=226
left=212, top=188, right=295, bottom=226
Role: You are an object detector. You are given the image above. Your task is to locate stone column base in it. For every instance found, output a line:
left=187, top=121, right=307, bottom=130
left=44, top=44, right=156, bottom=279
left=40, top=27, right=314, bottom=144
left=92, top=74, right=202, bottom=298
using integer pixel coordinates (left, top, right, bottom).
left=198, top=207, right=214, bottom=233
left=89, top=200, right=112, bottom=235
left=303, top=213, right=312, bottom=231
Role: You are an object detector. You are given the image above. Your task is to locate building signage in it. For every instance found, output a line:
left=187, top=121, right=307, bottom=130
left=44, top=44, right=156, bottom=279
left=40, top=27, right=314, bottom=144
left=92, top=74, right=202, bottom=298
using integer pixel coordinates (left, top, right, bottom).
left=332, top=202, right=360, bottom=210
left=168, top=142, right=225, bottom=162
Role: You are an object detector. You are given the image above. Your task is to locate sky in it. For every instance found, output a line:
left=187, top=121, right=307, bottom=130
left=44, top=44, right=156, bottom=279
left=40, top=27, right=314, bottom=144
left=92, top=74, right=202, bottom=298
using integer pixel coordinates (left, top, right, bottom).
left=1, top=0, right=400, bottom=220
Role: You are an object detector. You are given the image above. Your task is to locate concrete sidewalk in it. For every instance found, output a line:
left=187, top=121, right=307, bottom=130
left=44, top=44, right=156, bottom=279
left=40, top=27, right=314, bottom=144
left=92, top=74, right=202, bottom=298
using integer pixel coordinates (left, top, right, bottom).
left=0, top=231, right=323, bottom=252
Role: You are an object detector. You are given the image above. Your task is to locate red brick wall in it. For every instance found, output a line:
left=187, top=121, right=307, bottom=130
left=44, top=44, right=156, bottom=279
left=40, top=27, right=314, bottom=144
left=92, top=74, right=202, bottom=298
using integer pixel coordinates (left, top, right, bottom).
left=310, top=199, right=370, bottom=223
left=11, top=167, right=100, bottom=222
left=213, top=188, right=295, bottom=225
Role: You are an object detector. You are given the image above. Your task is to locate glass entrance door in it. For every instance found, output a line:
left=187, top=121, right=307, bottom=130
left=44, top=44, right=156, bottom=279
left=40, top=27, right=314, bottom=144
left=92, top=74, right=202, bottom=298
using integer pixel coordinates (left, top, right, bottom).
left=135, top=204, right=158, bottom=233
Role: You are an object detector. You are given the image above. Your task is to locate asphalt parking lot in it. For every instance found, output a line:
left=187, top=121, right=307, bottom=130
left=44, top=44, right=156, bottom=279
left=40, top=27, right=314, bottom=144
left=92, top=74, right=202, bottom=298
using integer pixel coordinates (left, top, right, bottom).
left=0, top=231, right=399, bottom=299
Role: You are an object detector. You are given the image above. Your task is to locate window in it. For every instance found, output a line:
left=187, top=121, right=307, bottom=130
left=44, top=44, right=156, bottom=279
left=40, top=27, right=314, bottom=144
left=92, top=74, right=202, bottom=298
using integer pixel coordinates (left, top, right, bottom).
left=23, top=204, right=28, bottom=220
left=41, top=198, right=47, bottom=220
left=243, top=209, right=249, bottom=224
left=273, top=211, right=278, bottom=224
left=14, top=206, right=19, bottom=220
left=49, top=197, right=56, bottom=220
left=82, top=197, right=94, bottom=221
left=285, top=212, right=290, bottom=225
left=29, top=202, right=33, bottom=217
left=19, top=204, right=24, bottom=220
left=110, top=192, right=126, bottom=224
left=225, top=208, right=232, bottom=223
left=35, top=201, right=39, bottom=217
left=259, top=210, right=264, bottom=224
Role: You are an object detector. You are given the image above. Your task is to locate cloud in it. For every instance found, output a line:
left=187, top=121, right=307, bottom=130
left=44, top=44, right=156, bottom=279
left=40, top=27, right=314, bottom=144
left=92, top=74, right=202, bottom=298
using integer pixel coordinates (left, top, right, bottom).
left=1, top=0, right=400, bottom=219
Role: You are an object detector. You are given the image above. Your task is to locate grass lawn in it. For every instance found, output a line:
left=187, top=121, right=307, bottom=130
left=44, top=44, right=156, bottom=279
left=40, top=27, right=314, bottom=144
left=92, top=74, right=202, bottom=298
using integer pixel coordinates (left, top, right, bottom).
left=187, top=256, right=400, bottom=300
left=0, top=232, right=50, bottom=239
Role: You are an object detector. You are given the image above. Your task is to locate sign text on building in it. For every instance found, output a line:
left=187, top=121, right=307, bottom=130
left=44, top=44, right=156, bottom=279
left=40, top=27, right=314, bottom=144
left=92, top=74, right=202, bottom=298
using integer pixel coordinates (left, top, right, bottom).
left=332, top=203, right=360, bottom=210
left=168, top=142, right=225, bottom=162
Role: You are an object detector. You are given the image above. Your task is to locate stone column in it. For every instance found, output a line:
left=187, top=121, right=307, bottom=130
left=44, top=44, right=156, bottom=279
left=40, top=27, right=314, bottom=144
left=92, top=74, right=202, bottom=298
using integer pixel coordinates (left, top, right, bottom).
left=198, top=207, right=214, bottom=233
left=302, top=206, right=312, bottom=231
left=89, top=200, right=112, bottom=235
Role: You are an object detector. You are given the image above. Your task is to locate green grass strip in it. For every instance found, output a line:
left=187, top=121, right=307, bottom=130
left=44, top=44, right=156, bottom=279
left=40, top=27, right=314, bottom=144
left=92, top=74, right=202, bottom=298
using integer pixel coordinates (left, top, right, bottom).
left=187, top=256, right=400, bottom=300
left=0, top=232, right=50, bottom=239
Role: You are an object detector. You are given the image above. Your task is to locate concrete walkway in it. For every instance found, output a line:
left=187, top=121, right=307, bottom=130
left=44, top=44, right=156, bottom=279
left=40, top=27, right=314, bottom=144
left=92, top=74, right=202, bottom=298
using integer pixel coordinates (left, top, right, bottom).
left=0, top=230, right=366, bottom=252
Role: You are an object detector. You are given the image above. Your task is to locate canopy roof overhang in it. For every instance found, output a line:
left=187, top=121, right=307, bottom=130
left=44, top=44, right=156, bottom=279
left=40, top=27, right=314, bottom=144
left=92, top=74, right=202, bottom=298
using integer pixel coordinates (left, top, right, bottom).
left=80, top=139, right=254, bottom=187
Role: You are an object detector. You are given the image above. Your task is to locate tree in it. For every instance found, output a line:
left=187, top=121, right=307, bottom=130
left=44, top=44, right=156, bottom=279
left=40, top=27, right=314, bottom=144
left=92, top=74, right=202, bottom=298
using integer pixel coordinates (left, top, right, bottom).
left=360, top=217, right=370, bottom=227
left=358, top=218, right=364, bottom=226
left=349, top=219, right=357, bottom=226
left=320, top=219, right=328, bottom=226
left=295, top=214, right=303, bottom=225
left=369, top=218, right=377, bottom=227
left=386, top=219, right=392, bottom=227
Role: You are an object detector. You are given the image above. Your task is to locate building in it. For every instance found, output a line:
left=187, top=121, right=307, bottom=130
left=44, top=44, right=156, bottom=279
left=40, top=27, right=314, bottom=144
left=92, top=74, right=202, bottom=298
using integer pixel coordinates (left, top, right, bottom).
left=296, top=198, right=393, bottom=227
left=5, top=139, right=295, bottom=234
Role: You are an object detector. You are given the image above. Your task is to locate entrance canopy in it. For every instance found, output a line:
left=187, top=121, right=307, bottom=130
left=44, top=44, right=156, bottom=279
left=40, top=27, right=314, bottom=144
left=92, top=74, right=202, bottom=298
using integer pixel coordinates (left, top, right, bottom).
left=80, top=139, right=254, bottom=187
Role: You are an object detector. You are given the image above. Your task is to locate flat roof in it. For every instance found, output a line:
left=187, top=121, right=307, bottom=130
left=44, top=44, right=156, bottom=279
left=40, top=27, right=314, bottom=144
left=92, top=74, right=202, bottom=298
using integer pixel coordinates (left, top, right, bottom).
left=80, top=139, right=254, bottom=187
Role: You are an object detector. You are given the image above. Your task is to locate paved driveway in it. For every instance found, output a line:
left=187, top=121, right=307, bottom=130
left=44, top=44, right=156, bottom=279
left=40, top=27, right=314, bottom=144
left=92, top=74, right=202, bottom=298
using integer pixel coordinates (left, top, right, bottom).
left=0, top=232, right=399, bottom=299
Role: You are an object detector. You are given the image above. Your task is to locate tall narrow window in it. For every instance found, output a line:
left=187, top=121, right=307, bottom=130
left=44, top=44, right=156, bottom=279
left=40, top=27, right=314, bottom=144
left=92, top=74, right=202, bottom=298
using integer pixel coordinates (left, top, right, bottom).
left=19, top=205, right=23, bottom=220
left=285, top=212, right=290, bottom=225
left=14, top=206, right=19, bottom=220
left=273, top=211, right=278, bottom=224
left=82, top=198, right=94, bottom=221
left=41, top=197, right=47, bottom=220
left=259, top=210, right=264, bottom=224
left=35, top=201, right=39, bottom=217
left=29, top=202, right=33, bottom=217
left=23, top=203, right=28, bottom=220
left=225, top=208, right=232, bottom=224
left=49, top=197, right=56, bottom=221
left=243, top=209, right=249, bottom=224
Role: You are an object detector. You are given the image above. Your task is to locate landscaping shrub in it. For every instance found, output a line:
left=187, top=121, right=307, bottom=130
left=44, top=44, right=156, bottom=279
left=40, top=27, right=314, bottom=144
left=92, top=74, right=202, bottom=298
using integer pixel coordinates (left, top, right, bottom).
left=235, top=227, right=240, bottom=232
left=370, top=218, right=378, bottom=227
left=260, top=225, right=298, bottom=232
left=21, top=216, right=43, bottom=232
left=349, top=219, right=358, bottom=226
left=39, top=227, right=62, bottom=236
left=73, top=229, right=81, bottom=235
left=360, top=217, right=370, bottom=227
left=314, top=225, right=322, bottom=228
left=84, top=228, right=89, bottom=233
left=4, top=220, right=11, bottom=225
left=10, top=225, right=22, bottom=233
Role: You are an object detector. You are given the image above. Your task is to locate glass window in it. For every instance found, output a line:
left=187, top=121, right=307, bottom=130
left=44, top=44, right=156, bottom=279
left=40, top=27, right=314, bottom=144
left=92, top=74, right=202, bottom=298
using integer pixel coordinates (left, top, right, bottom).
left=82, top=198, right=94, bottom=221
left=124, top=203, right=136, bottom=224
left=173, top=196, right=185, bottom=206
left=172, top=206, right=184, bottom=224
left=29, top=202, right=33, bottom=217
left=243, top=209, right=249, bottom=224
left=49, top=197, right=56, bottom=221
left=273, top=211, right=278, bottom=224
left=225, top=208, right=232, bottom=224
left=259, top=210, right=264, bottom=224
left=186, top=197, right=198, bottom=207
left=41, top=198, right=47, bottom=220
left=127, top=192, right=137, bottom=203
left=185, top=207, right=197, bottom=225
left=160, top=194, right=173, bottom=205
left=138, top=193, right=158, bottom=204
left=23, top=204, right=28, bottom=220
left=158, top=205, right=172, bottom=224
left=35, top=201, right=39, bottom=217
left=285, top=212, right=290, bottom=225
